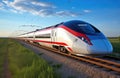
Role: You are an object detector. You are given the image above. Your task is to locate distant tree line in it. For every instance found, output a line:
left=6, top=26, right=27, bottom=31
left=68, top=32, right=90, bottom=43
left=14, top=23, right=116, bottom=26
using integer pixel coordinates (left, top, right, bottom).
left=108, top=36, right=120, bottom=42
left=108, top=37, right=119, bottom=39
left=119, top=36, right=120, bottom=42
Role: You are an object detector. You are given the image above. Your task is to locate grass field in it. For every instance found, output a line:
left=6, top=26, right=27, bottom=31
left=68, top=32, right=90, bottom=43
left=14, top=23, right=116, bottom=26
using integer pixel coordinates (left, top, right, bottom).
left=0, top=38, right=8, bottom=78
left=109, top=37, right=120, bottom=53
left=0, top=38, right=61, bottom=78
left=109, top=37, right=120, bottom=58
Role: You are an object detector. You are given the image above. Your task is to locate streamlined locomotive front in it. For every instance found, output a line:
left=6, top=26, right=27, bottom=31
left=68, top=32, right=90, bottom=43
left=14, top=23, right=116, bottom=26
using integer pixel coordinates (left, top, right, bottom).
left=63, top=20, right=113, bottom=55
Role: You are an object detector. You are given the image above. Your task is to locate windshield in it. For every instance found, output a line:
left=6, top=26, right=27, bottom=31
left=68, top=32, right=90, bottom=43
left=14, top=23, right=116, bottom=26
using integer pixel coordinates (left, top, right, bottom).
left=63, top=20, right=100, bottom=35
left=77, top=24, right=96, bottom=34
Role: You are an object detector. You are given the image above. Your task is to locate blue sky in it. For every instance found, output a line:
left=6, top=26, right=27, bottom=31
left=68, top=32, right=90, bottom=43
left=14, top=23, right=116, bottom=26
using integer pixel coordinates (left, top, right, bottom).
left=0, top=0, right=120, bottom=37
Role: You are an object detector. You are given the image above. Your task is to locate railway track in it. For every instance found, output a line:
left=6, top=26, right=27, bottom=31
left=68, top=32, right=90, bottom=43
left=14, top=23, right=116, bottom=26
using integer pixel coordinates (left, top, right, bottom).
left=19, top=39, right=120, bottom=74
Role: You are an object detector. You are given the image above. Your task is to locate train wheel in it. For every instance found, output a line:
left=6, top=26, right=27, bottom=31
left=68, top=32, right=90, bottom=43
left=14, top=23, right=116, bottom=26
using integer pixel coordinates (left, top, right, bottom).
left=68, top=52, right=72, bottom=55
left=60, top=46, right=67, bottom=53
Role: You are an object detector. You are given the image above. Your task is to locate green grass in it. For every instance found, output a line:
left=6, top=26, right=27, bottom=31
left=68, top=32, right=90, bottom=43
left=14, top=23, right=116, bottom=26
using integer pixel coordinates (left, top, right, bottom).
left=0, top=38, right=8, bottom=78
left=0, top=38, right=61, bottom=78
left=108, top=37, right=120, bottom=58
left=109, top=38, right=120, bottom=53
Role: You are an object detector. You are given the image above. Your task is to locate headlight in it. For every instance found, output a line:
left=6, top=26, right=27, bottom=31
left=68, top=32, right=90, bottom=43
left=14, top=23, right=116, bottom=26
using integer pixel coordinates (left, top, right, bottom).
left=79, top=36, right=92, bottom=45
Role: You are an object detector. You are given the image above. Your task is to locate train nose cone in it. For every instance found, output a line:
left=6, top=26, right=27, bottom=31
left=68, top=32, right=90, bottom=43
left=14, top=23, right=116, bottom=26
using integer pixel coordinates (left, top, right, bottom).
left=87, top=39, right=113, bottom=54
left=103, top=39, right=113, bottom=53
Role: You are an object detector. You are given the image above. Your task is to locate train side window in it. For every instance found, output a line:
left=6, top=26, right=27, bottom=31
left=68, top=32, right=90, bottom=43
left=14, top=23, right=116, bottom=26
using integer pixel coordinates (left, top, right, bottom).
left=35, top=33, right=50, bottom=38
left=27, top=36, right=33, bottom=38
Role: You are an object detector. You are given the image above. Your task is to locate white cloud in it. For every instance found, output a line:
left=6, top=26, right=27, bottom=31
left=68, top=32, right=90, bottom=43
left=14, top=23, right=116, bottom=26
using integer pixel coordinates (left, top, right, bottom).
left=72, top=7, right=75, bottom=9
left=0, top=2, right=3, bottom=6
left=10, top=9, right=18, bottom=13
left=83, top=10, right=91, bottom=13
left=32, top=9, right=54, bottom=17
left=31, top=1, right=56, bottom=8
left=2, top=0, right=81, bottom=17
left=2, top=0, right=9, bottom=4
left=0, top=3, right=3, bottom=9
left=56, top=11, right=80, bottom=17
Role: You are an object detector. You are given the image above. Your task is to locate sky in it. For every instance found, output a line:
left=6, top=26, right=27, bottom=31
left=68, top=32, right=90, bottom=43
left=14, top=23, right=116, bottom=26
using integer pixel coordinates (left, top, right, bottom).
left=0, top=0, right=120, bottom=37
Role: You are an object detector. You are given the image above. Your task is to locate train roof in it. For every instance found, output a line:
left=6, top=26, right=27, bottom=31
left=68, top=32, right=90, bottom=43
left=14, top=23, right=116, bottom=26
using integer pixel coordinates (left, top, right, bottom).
left=63, top=20, right=87, bottom=26
left=18, top=22, right=64, bottom=36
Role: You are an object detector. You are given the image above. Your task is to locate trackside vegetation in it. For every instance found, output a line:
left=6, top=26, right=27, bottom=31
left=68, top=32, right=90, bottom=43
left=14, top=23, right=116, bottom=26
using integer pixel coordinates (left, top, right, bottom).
left=109, top=37, right=120, bottom=58
left=0, top=38, right=61, bottom=78
left=0, top=38, right=7, bottom=78
left=109, top=37, right=120, bottom=53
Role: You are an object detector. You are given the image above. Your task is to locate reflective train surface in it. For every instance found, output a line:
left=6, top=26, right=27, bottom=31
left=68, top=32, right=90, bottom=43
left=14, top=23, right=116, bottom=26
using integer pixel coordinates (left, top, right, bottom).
left=17, top=20, right=113, bottom=56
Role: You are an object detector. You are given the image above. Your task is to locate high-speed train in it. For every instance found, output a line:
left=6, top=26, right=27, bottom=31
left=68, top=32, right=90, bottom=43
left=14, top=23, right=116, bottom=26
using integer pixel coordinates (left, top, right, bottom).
left=18, top=20, right=113, bottom=55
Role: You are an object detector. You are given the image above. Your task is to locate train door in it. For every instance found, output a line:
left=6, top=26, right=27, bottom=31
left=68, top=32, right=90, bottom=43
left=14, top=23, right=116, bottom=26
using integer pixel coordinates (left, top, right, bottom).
left=33, top=31, right=35, bottom=40
left=51, top=28, right=57, bottom=42
left=72, top=38, right=79, bottom=53
left=72, top=38, right=87, bottom=54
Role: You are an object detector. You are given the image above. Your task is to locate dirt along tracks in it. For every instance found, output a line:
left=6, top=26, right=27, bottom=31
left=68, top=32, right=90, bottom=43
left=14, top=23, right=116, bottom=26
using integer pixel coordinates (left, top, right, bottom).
left=0, top=38, right=11, bottom=78
left=3, top=41, right=11, bottom=78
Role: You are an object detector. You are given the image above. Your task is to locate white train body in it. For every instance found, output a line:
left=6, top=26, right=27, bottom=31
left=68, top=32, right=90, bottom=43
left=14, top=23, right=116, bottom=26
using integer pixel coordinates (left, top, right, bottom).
left=18, top=20, right=113, bottom=55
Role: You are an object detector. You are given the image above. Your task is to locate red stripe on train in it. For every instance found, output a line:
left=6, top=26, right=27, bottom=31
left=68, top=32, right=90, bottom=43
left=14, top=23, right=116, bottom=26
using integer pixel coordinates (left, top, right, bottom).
left=59, top=25, right=92, bottom=45
left=32, top=39, right=73, bottom=52
left=33, top=40, right=68, bottom=46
